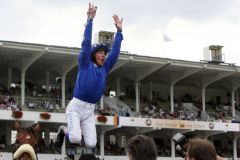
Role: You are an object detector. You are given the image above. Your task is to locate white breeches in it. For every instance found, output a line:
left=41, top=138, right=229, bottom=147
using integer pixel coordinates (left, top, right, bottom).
left=66, top=97, right=96, bottom=148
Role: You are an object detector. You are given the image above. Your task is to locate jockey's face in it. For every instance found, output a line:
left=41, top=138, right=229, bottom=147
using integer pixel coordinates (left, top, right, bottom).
left=94, top=51, right=106, bottom=66
left=20, top=152, right=32, bottom=160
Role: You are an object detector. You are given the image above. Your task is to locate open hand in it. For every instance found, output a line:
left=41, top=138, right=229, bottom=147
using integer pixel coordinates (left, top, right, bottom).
left=87, top=2, right=97, bottom=20
left=112, top=15, right=123, bottom=31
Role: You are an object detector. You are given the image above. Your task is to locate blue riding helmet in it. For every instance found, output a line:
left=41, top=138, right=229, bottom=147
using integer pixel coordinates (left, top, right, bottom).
left=90, top=43, right=109, bottom=62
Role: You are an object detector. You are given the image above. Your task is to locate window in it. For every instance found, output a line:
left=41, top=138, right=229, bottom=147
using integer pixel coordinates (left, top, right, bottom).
left=11, top=130, right=17, bottom=144
left=50, top=132, right=57, bottom=142
left=42, top=132, right=45, bottom=139
left=121, top=136, right=126, bottom=148
left=109, top=135, right=116, bottom=145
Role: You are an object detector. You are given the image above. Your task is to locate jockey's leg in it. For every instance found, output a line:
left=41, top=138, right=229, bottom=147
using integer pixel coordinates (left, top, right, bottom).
left=81, top=112, right=97, bottom=148
left=66, top=100, right=82, bottom=144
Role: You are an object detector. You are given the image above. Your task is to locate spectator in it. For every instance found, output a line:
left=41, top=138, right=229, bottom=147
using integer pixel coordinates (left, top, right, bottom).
left=15, top=105, right=22, bottom=111
left=48, top=103, right=54, bottom=112
left=49, top=139, right=54, bottom=152
left=125, top=135, right=157, bottom=160
left=10, top=100, right=17, bottom=110
left=186, top=138, right=223, bottom=160
left=79, top=154, right=99, bottom=160
left=126, top=109, right=130, bottom=117
left=0, top=154, right=4, bottom=160
left=55, top=103, right=60, bottom=111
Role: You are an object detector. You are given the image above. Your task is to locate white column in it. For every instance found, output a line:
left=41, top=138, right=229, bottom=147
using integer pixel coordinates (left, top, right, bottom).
left=8, top=67, right=12, bottom=89
left=100, top=96, right=104, bottom=109
left=46, top=71, right=50, bottom=92
left=135, top=81, right=140, bottom=113
left=149, top=81, right=153, bottom=101
left=202, top=88, right=206, bottom=111
left=233, top=137, right=238, bottom=160
left=171, top=138, right=175, bottom=157
left=61, top=138, right=66, bottom=155
left=100, top=133, right=105, bottom=157
left=21, top=72, right=25, bottom=106
left=232, top=90, right=236, bottom=117
left=61, top=76, right=66, bottom=108
left=170, top=85, right=174, bottom=113
left=116, top=78, right=121, bottom=98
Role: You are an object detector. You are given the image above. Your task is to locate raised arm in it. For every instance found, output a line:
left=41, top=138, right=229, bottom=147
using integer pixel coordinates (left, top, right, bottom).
left=78, top=3, right=97, bottom=67
left=105, top=15, right=123, bottom=72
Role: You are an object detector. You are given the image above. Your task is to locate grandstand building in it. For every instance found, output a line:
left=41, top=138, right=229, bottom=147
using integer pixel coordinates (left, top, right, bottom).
left=0, top=40, right=240, bottom=160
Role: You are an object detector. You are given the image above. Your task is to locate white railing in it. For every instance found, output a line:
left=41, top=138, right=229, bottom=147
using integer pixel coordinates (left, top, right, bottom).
left=182, top=103, right=200, bottom=113
left=107, top=97, right=131, bottom=111
left=104, top=96, right=121, bottom=114
left=104, top=96, right=133, bottom=116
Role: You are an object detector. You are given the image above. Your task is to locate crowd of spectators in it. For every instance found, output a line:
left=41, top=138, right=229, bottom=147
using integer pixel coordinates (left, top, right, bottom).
left=105, top=142, right=125, bottom=156
left=0, top=94, right=64, bottom=113
left=0, top=95, right=21, bottom=111
left=27, top=100, right=61, bottom=112
left=215, top=105, right=232, bottom=120
left=1, top=84, right=240, bottom=124
left=0, top=93, right=236, bottom=124
left=94, top=106, right=116, bottom=116
left=139, top=104, right=198, bottom=121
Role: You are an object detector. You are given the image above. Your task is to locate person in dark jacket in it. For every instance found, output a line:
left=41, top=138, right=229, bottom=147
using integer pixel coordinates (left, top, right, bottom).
left=125, top=135, right=157, bottom=160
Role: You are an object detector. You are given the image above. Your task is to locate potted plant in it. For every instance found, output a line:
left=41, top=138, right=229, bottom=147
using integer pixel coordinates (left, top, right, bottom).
left=40, top=112, right=51, bottom=120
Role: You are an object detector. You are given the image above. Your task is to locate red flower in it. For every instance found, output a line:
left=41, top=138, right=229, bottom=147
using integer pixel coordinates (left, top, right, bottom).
left=40, top=112, right=51, bottom=120
left=12, top=111, right=23, bottom=119
left=97, top=115, right=107, bottom=123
